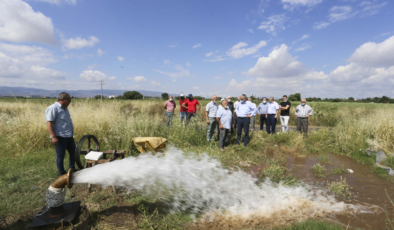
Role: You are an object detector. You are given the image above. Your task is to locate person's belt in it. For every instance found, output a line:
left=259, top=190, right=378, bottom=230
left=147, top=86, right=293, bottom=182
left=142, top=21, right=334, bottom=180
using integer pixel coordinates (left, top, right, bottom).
left=298, top=117, right=307, bottom=119
left=238, top=117, right=249, bottom=119
left=268, top=114, right=276, bottom=115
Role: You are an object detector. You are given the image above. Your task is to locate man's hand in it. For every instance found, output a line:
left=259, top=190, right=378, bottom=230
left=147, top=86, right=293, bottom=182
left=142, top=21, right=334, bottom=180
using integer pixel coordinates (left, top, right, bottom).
left=265, top=114, right=267, bottom=118
left=296, top=115, right=298, bottom=118
left=274, top=115, right=277, bottom=119
left=51, top=136, right=59, bottom=145
left=220, top=124, right=224, bottom=129
left=207, top=120, right=210, bottom=124
left=247, top=114, right=251, bottom=118
left=306, top=115, right=310, bottom=118
left=232, top=124, right=234, bottom=128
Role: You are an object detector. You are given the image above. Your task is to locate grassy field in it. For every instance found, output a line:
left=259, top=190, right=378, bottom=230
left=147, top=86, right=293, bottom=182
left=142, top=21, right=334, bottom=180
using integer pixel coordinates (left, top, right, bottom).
left=1, top=98, right=394, bottom=229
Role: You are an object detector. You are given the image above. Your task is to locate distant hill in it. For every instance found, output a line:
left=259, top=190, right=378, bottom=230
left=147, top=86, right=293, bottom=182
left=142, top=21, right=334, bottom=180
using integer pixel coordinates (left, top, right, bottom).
left=0, top=86, right=177, bottom=98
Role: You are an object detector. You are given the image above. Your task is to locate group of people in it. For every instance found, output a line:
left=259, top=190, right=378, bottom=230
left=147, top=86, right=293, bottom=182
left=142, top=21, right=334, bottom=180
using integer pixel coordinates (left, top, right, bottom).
left=164, top=94, right=314, bottom=150
left=46, top=91, right=313, bottom=176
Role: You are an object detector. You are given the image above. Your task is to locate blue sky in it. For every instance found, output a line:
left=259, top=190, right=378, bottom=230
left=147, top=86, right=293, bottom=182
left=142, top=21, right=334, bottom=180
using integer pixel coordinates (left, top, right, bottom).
left=0, top=0, right=393, bottom=98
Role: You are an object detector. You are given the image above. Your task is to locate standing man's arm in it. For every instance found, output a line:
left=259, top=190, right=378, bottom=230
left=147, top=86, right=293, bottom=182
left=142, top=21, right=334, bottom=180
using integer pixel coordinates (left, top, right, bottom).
left=295, top=106, right=299, bottom=118
left=307, top=106, right=313, bottom=118
left=205, top=104, right=210, bottom=124
left=46, top=121, right=58, bottom=145
left=182, top=103, right=188, bottom=109
left=164, top=101, right=167, bottom=110
left=216, top=117, right=223, bottom=129
left=197, top=103, right=201, bottom=113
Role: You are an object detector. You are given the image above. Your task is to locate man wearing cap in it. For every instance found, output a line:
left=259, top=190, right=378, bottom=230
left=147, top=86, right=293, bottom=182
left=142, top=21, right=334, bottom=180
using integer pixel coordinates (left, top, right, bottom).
left=295, top=98, right=313, bottom=134
left=236, top=94, right=256, bottom=147
left=227, top=96, right=235, bottom=134
left=279, top=95, right=291, bottom=133
left=206, top=95, right=218, bottom=142
left=265, top=97, right=279, bottom=134
left=179, top=94, right=187, bottom=124
left=248, top=98, right=257, bottom=130
left=257, top=97, right=268, bottom=131
left=164, top=95, right=176, bottom=126
left=182, top=94, right=201, bottom=125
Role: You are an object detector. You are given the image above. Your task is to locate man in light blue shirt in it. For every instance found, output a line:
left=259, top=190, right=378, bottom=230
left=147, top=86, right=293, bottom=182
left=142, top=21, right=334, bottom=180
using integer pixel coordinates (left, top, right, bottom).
left=45, top=92, right=76, bottom=176
left=265, top=97, right=279, bottom=134
left=257, top=97, right=268, bottom=131
left=216, top=100, right=233, bottom=150
left=236, top=94, right=256, bottom=147
left=206, top=95, right=219, bottom=142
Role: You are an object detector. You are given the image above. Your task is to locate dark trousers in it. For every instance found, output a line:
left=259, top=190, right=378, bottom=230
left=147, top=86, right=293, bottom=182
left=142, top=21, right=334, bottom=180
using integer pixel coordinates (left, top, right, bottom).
left=54, top=136, right=76, bottom=176
left=297, top=117, right=309, bottom=134
left=237, top=117, right=250, bottom=146
left=266, top=114, right=277, bottom=134
left=186, top=112, right=197, bottom=125
left=259, top=114, right=267, bottom=131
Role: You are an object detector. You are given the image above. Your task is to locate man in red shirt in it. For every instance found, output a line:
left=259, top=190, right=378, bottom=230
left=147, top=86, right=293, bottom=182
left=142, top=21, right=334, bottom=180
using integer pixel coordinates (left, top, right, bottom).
left=182, top=94, right=201, bottom=125
left=179, top=94, right=188, bottom=124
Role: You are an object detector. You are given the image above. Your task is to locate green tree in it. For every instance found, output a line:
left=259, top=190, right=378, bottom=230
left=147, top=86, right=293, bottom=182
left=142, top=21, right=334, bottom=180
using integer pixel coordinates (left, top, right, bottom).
left=161, top=93, right=169, bottom=99
left=123, top=91, right=143, bottom=100
left=348, top=97, right=354, bottom=101
left=94, top=95, right=102, bottom=99
left=289, top=93, right=301, bottom=101
left=381, top=96, right=390, bottom=103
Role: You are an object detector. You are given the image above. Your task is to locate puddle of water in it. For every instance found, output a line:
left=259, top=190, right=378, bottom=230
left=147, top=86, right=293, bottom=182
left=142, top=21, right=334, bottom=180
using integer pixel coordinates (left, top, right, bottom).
left=247, top=153, right=394, bottom=229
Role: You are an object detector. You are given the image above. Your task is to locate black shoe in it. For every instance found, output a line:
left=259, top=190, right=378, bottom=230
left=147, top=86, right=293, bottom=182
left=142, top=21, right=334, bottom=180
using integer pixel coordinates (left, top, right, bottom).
left=244, top=144, right=247, bottom=147
left=236, top=142, right=240, bottom=145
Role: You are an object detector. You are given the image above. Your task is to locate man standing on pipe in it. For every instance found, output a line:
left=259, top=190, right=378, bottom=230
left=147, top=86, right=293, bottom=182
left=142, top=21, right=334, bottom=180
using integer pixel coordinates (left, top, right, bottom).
left=45, top=92, right=76, bottom=176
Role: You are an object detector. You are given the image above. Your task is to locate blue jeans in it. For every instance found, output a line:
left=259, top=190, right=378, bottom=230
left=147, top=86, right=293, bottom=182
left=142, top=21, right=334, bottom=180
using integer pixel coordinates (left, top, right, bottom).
left=166, top=112, right=174, bottom=126
left=180, top=112, right=187, bottom=123
left=54, top=136, right=76, bottom=176
left=266, top=114, right=277, bottom=134
left=237, top=117, right=250, bottom=146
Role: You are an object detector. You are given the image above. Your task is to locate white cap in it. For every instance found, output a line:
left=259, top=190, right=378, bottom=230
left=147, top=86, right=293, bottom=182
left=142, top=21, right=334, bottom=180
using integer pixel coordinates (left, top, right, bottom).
left=221, top=98, right=225, bottom=101
left=180, top=94, right=184, bottom=96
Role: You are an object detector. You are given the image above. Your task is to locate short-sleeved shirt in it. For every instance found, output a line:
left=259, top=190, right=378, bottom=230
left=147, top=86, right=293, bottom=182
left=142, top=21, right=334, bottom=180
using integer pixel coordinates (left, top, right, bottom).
left=280, top=101, right=291, bottom=116
left=184, top=99, right=200, bottom=113
left=267, top=101, right=279, bottom=114
left=179, top=99, right=188, bottom=112
left=206, top=101, right=218, bottom=117
left=236, top=101, right=256, bottom=117
left=45, top=102, right=74, bottom=138
left=257, top=103, right=268, bottom=115
left=216, top=107, right=232, bottom=129
left=164, top=100, right=176, bottom=112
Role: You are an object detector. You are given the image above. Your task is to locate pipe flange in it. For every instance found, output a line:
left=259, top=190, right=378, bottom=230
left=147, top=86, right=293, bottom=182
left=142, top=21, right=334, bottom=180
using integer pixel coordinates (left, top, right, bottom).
left=67, top=168, right=74, bottom=189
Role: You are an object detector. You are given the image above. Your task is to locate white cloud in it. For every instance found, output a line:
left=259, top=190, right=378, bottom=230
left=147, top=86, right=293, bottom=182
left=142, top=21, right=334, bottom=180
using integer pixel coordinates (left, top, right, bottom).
left=186, top=62, right=191, bottom=67
left=97, top=48, right=105, bottom=57
left=349, top=36, right=394, bottom=67
left=151, top=80, right=161, bottom=86
left=292, top=34, right=310, bottom=44
left=62, top=36, right=99, bottom=50
left=295, top=43, right=312, bottom=51
left=214, top=76, right=223, bottom=79
left=206, top=52, right=213, bottom=57
left=204, top=55, right=226, bottom=62
left=313, top=21, right=330, bottom=30
left=117, top=56, right=124, bottom=61
left=192, top=43, right=202, bottom=48
left=34, top=0, right=76, bottom=5
left=329, top=6, right=354, bottom=22
left=127, top=76, right=146, bottom=82
left=257, top=14, right=288, bottom=35
left=163, top=59, right=171, bottom=65
left=247, top=29, right=254, bottom=34
left=193, top=86, right=199, bottom=89
left=246, top=44, right=325, bottom=81
left=157, top=65, right=190, bottom=78
left=0, top=0, right=56, bottom=44
left=0, top=42, right=65, bottom=81
left=281, top=0, right=322, bottom=10
left=168, top=43, right=177, bottom=48
left=79, top=70, right=114, bottom=81
left=361, top=2, right=388, bottom=16
left=172, top=79, right=176, bottom=82
left=227, top=40, right=267, bottom=58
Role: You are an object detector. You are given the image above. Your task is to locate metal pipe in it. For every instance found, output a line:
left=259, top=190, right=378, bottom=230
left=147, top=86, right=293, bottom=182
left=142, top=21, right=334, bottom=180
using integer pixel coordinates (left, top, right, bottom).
left=51, top=168, right=74, bottom=189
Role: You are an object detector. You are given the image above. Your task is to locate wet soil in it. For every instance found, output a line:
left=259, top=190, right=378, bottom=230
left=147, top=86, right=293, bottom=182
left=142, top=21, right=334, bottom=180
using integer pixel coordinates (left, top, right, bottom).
left=249, top=153, right=394, bottom=229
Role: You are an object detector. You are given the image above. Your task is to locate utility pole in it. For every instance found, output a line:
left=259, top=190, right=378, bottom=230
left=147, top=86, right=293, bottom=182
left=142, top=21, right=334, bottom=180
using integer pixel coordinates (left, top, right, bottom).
left=97, top=80, right=106, bottom=101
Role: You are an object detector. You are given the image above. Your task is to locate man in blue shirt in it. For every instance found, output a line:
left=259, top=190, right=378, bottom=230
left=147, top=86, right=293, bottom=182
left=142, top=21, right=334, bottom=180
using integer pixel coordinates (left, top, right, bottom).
left=265, top=97, right=279, bottom=134
left=45, top=92, right=76, bottom=176
left=236, top=95, right=256, bottom=147
left=257, top=97, right=268, bottom=131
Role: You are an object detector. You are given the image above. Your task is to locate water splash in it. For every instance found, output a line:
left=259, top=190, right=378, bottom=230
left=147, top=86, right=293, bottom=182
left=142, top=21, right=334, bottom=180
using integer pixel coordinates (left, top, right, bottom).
left=72, top=147, right=374, bottom=227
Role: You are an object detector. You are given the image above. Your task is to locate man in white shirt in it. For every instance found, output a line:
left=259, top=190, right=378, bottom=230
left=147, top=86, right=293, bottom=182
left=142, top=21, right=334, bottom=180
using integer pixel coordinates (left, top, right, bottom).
left=233, top=96, right=241, bottom=131
left=216, top=100, right=233, bottom=150
left=206, top=95, right=218, bottom=142
left=295, top=98, right=313, bottom=134
left=265, top=97, right=279, bottom=134
left=248, top=98, right=257, bottom=130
